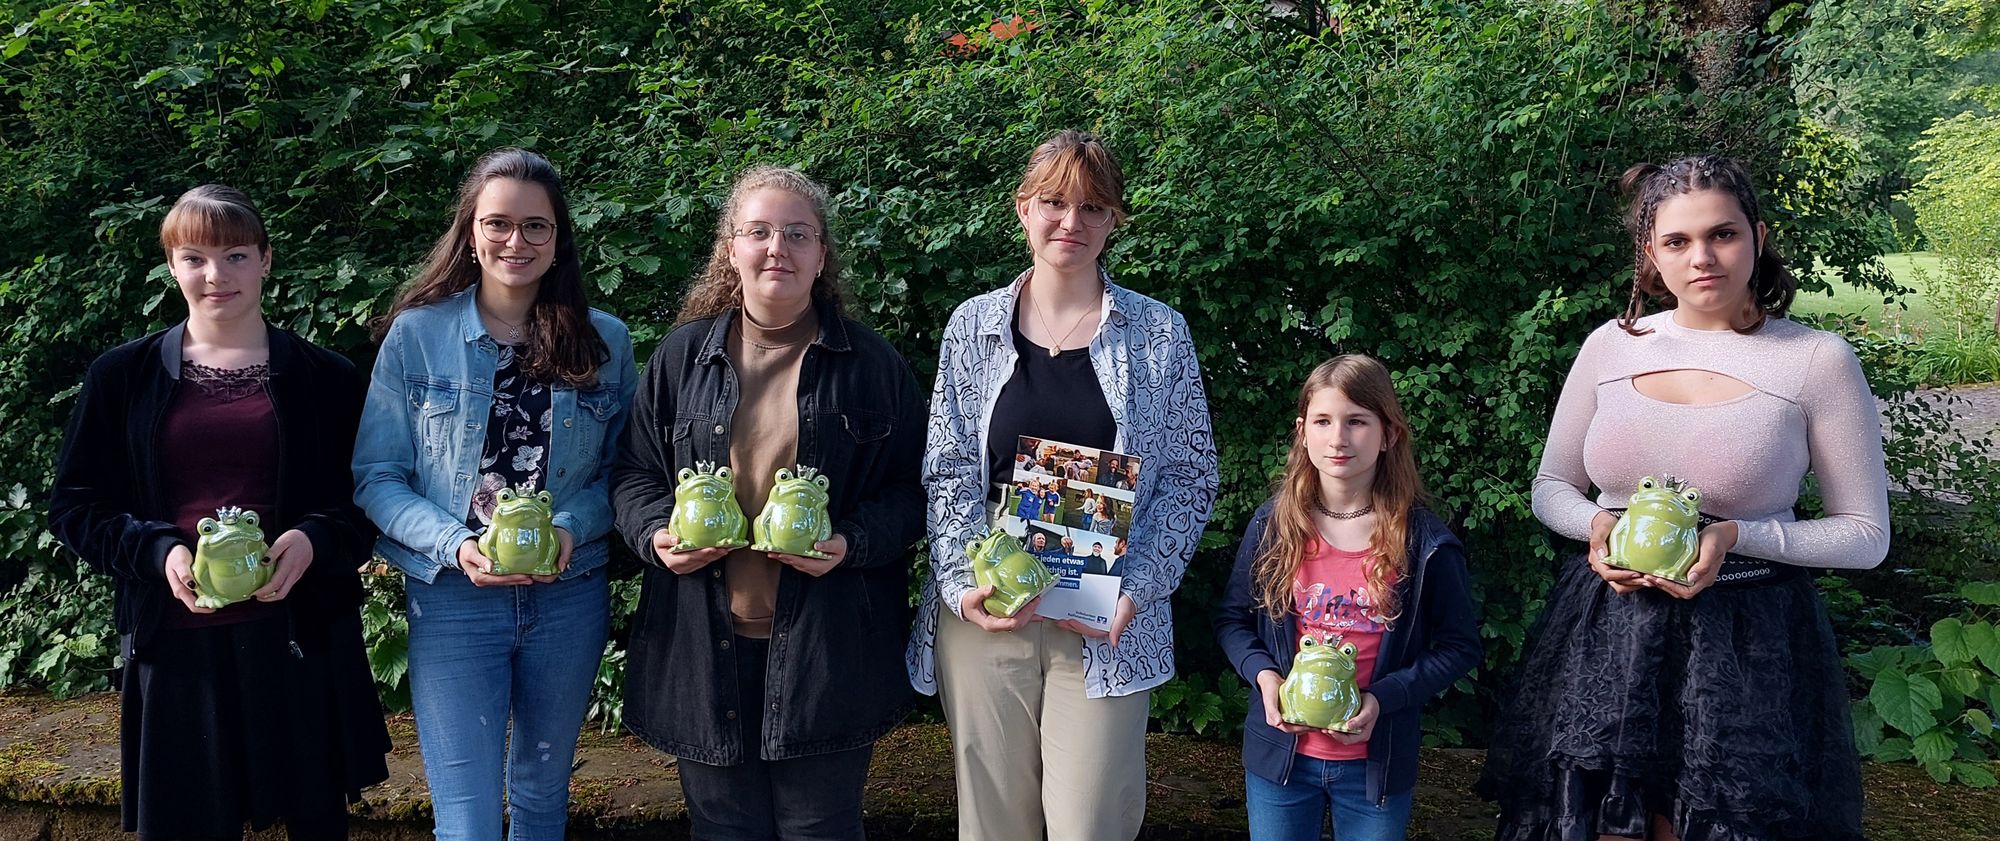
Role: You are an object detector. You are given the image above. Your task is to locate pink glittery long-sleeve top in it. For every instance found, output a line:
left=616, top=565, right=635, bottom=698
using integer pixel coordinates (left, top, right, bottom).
left=1531, top=312, right=1891, bottom=569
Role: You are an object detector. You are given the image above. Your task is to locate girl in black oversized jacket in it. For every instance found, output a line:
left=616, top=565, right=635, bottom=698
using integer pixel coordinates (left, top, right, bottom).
left=49, top=185, right=389, bottom=841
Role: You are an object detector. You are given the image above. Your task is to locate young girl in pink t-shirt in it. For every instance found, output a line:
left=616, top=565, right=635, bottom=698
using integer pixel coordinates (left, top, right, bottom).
left=1215, top=355, right=1481, bottom=841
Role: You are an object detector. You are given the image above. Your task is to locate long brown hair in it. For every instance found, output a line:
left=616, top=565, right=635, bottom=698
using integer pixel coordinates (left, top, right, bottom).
left=1616, top=155, right=1796, bottom=336
left=676, top=166, right=849, bottom=325
left=1253, top=355, right=1426, bottom=624
left=373, top=147, right=607, bottom=388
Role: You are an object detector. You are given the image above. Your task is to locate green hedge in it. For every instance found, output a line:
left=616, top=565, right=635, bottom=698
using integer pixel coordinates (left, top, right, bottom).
left=4, top=0, right=1987, bottom=753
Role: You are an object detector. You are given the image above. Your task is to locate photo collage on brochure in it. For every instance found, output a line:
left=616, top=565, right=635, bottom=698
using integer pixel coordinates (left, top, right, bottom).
left=985, top=436, right=1142, bottom=630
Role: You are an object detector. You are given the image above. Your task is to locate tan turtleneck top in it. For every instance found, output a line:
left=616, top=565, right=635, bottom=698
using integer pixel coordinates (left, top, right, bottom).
left=724, top=306, right=818, bottom=638
left=1532, top=312, right=1891, bottom=569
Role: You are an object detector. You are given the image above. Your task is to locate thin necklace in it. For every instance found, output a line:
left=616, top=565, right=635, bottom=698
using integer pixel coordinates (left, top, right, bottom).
left=1314, top=498, right=1374, bottom=520
left=480, top=305, right=527, bottom=343
left=1026, top=279, right=1100, bottom=357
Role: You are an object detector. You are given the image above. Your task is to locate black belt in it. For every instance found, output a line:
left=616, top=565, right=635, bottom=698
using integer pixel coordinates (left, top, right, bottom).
left=1602, top=509, right=1797, bottom=588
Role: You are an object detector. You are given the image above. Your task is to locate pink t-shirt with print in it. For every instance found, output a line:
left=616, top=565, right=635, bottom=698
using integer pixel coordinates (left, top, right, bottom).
left=1292, top=541, right=1395, bottom=761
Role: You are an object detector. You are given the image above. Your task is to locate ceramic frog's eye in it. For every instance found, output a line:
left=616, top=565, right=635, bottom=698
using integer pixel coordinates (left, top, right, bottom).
left=537, top=491, right=553, bottom=504
left=716, top=466, right=733, bottom=480
left=241, top=511, right=259, bottom=527
left=497, top=488, right=516, bottom=502
left=1681, top=488, right=1700, bottom=505
left=1339, top=642, right=1357, bottom=658
left=775, top=468, right=794, bottom=482
left=814, top=474, right=830, bottom=490
left=1639, top=476, right=1659, bottom=490
left=1299, top=636, right=1318, bottom=650
left=198, top=518, right=219, bottom=535
left=677, top=467, right=695, bottom=482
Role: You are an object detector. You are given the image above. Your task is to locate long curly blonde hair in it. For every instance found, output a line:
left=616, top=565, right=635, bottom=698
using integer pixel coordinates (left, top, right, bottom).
left=676, top=166, right=850, bottom=325
left=1253, top=355, right=1425, bottom=624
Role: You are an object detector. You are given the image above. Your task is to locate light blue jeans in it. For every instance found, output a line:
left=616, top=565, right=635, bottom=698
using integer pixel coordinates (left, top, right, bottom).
left=1245, top=753, right=1414, bottom=841
left=406, top=567, right=610, bottom=841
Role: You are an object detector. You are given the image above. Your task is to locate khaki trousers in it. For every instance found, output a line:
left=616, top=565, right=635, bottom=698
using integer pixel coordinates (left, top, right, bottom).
left=935, top=613, right=1151, bottom=841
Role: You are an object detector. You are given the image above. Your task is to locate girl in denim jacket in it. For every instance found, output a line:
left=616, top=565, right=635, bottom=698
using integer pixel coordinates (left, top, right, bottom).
left=352, top=148, right=636, bottom=841
left=905, top=130, right=1219, bottom=840
left=1213, top=355, right=1480, bottom=841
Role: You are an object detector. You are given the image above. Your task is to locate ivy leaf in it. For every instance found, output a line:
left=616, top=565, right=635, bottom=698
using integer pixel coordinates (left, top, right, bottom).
left=1875, top=736, right=1914, bottom=763
left=1870, top=670, right=1942, bottom=736
left=1966, top=621, right=2000, bottom=675
left=1846, top=646, right=1906, bottom=680
left=1951, top=762, right=1999, bottom=788
left=1962, top=582, right=2000, bottom=606
left=1934, top=618, right=1972, bottom=666
left=1969, top=708, right=1994, bottom=737
left=1914, top=729, right=1956, bottom=766
left=1852, top=699, right=1885, bottom=756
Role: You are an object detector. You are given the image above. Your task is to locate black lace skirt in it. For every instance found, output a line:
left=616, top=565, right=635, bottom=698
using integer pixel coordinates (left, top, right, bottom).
left=120, top=611, right=391, bottom=837
left=1477, top=552, right=1864, bottom=841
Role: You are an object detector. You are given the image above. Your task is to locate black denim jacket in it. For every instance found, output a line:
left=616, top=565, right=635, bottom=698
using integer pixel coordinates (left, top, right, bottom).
left=611, top=304, right=925, bottom=764
left=49, top=323, right=376, bottom=663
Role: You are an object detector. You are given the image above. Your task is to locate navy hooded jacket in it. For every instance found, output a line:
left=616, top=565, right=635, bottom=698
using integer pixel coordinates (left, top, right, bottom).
left=1212, top=500, right=1480, bottom=804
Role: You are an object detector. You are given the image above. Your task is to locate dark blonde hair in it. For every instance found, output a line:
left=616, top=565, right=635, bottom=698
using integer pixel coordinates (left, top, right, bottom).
left=1617, top=155, right=1796, bottom=335
left=1254, top=355, right=1425, bottom=624
left=677, top=166, right=848, bottom=325
left=1014, top=130, right=1128, bottom=227
left=374, top=148, right=607, bottom=389
left=160, top=185, right=268, bottom=254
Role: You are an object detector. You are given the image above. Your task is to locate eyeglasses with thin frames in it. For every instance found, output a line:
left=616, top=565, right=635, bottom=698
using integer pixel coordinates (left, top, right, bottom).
left=477, top=216, right=557, bottom=246
left=1031, top=196, right=1113, bottom=228
left=732, top=222, right=823, bottom=246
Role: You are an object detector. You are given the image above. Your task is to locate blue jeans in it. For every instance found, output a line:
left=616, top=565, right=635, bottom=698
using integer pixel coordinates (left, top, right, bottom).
left=1245, top=753, right=1414, bottom=841
left=406, top=568, right=610, bottom=841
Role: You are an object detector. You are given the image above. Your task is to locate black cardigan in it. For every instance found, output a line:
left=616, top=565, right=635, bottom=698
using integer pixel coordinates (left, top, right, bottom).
left=49, top=322, right=376, bottom=662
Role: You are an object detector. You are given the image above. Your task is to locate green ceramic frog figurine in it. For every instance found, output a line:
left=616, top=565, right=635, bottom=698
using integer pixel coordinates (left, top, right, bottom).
left=1279, top=636, right=1362, bottom=732
left=967, top=530, right=1057, bottom=618
left=191, top=506, right=270, bottom=609
left=751, top=466, right=833, bottom=559
left=479, top=485, right=559, bottom=576
left=1606, top=474, right=1703, bottom=584
left=667, top=461, right=750, bottom=552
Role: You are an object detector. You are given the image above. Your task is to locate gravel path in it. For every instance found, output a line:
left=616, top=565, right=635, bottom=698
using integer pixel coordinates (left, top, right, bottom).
left=1887, top=383, right=2000, bottom=449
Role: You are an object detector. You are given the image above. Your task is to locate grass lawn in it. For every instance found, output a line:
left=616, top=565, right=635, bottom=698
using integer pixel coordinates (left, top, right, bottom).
left=1794, top=252, right=1946, bottom=336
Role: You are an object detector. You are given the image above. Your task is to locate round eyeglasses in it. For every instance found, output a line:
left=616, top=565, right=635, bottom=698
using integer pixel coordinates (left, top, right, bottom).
left=1031, top=196, right=1113, bottom=228
left=477, top=216, right=557, bottom=246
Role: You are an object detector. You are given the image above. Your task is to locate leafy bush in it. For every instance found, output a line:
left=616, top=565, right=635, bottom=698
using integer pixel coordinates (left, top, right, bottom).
left=1850, top=582, right=2000, bottom=787
left=0, top=0, right=1950, bottom=756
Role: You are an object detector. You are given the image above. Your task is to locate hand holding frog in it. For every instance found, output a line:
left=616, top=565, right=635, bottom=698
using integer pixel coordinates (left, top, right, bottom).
left=651, top=529, right=727, bottom=575
left=164, top=544, right=214, bottom=615
left=1642, top=520, right=1736, bottom=599
left=251, top=529, right=313, bottom=602
left=457, top=538, right=536, bottom=587
left=770, top=533, right=848, bottom=577
left=1587, top=510, right=1644, bottom=595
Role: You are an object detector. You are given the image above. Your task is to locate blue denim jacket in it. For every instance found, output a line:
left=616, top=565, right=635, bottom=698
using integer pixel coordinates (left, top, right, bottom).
left=905, top=269, right=1219, bottom=698
left=353, top=286, right=637, bottom=582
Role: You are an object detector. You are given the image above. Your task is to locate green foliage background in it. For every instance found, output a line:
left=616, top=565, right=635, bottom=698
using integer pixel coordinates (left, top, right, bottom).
left=2, top=0, right=1992, bottom=764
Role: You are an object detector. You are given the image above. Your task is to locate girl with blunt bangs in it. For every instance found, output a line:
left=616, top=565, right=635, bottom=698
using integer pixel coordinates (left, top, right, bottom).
left=1478, top=156, right=1889, bottom=841
left=612, top=165, right=925, bottom=840
left=1214, top=355, right=1479, bottom=841
left=906, top=130, right=1219, bottom=840
left=352, top=148, right=638, bottom=841
left=51, top=185, right=391, bottom=840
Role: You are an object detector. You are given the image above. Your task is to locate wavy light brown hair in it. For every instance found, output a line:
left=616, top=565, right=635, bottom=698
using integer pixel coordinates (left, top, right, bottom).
left=373, top=148, right=607, bottom=389
left=1014, top=129, right=1129, bottom=228
left=1617, top=154, right=1796, bottom=336
left=1253, top=355, right=1425, bottom=624
left=676, top=166, right=848, bottom=325
left=160, top=185, right=269, bottom=255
